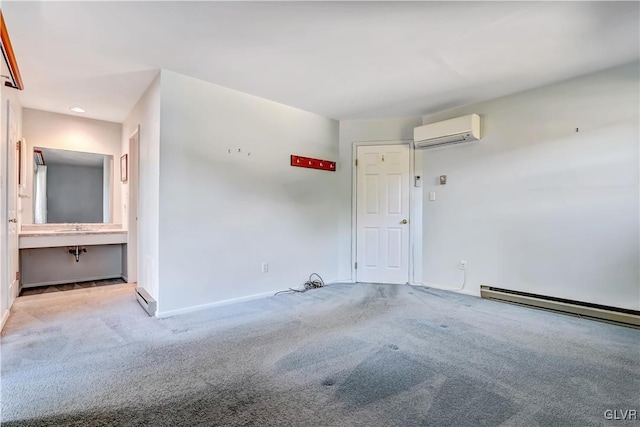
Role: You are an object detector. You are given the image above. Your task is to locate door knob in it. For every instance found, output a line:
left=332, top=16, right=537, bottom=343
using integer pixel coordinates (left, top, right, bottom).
left=401, top=219, right=408, bottom=224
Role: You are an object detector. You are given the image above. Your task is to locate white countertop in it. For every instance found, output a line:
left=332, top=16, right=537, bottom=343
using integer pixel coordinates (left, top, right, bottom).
left=19, top=229, right=127, bottom=238
left=19, top=226, right=128, bottom=249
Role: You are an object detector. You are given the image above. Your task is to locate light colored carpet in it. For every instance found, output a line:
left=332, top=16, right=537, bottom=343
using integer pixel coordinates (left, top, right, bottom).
left=1, top=283, right=638, bottom=426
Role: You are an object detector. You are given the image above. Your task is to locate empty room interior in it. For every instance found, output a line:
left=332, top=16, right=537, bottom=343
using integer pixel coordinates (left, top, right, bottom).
left=0, top=1, right=639, bottom=426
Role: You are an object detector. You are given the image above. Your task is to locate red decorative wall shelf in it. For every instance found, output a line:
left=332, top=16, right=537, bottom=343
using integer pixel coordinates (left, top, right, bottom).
left=290, top=155, right=336, bottom=172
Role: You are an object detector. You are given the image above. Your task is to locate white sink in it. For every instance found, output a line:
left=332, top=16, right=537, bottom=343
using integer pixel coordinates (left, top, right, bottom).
left=19, top=230, right=127, bottom=249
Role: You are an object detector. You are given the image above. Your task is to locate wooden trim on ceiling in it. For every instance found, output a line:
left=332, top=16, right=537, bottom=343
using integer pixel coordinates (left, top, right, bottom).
left=0, top=9, right=24, bottom=90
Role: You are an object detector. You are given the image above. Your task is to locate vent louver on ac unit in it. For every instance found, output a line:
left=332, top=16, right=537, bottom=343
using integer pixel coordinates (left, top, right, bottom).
left=414, top=114, right=481, bottom=149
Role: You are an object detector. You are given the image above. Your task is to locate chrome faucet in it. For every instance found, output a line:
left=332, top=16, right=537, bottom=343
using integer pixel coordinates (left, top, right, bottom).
left=68, top=245, right=87, bottom=262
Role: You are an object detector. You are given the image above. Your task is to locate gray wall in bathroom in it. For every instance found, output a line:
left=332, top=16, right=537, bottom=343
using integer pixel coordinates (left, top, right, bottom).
left=20, top=244, right=124, bottom=287
left=121, top=244, right=128, bottom=282
left=47, top=164, right=104, bottom=223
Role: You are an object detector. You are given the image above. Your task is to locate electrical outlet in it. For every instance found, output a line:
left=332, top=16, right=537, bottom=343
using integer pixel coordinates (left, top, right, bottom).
left=459, top=260, right=467, bottom=270
left=261, top=263, right=269, bottom=273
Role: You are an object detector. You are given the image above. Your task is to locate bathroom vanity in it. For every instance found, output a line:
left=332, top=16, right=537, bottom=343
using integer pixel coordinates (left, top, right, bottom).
left=19, top=224, right=127, bottom=288
left=19, top=224, right=126, bottom=249
left=18, top=144, right=129, bottom=289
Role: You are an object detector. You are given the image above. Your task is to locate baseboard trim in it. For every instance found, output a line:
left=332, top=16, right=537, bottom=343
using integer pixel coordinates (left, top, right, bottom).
left=411, top=281, right=480, bottom=297
left=21, top=275, right=123, bottom=288
left=156, top=280, right=353, bottom=319
left=156, top=290, right=280, bottom=319
left=1, top=308, right=10, bottom=332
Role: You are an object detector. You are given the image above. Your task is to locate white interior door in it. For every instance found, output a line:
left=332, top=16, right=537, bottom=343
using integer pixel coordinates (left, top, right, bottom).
left=356, top=144, right=410, bottom=284
left=7, top=102, right=19, bottom=302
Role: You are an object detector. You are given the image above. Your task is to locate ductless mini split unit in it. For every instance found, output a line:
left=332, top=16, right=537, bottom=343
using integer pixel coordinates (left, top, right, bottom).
left=414, top=114, right=481, bottom=149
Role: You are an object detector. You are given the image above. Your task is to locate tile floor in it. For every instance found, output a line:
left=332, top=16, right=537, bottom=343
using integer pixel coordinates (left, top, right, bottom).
left=19, top=277, right=126, bottom=297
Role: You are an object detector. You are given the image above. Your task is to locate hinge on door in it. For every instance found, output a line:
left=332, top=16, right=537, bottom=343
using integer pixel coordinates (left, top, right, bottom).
left=355, top=159, right=358, bottom=167
left=16, top=140, right=21, bottom=150
left=354, top=262, right=358, bottom=269
left=16, top=271, right=20, bottom=281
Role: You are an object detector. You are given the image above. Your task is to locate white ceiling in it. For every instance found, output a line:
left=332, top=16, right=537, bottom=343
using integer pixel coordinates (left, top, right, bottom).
left=3, top=1, right=639, bottom=123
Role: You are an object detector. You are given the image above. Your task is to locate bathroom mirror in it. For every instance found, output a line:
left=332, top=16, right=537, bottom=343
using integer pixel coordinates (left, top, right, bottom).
left=33, top=147, right=114, bottom=224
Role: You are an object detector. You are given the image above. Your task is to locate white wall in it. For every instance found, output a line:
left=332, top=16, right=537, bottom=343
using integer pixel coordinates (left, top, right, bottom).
left=337, top=117, right=423, bottom=281
left=21, top=109, right=122, bottom=224
left=156, top=70, right=340, bottom=315
left=336, top=64, right=639, bottom=311
left=419, top=62, right=639, bottom=310
left=121, top=74, right=161, bottom=296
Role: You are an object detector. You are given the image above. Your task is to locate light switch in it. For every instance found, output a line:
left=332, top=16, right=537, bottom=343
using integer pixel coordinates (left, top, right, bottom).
left=429, top=192, right=436, bottom=201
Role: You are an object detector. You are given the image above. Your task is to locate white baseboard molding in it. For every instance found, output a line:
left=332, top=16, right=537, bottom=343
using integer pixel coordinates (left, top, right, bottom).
left=156, top=290, right=281, bottom=319
left=459, top=288, right=480, bottom=297
left=325, top=279, right=354, bottom=285
left=156, top=280, right=356, bottom=319
left=21, top=275, right=123, bottom=288
left=1, top=308, right=10, bottom=332
left=411, top=281, right=480, bottom=297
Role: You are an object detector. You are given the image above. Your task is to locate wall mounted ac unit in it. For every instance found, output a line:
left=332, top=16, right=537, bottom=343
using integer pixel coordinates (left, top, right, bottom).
left=414, top=114, right=481, bottom=149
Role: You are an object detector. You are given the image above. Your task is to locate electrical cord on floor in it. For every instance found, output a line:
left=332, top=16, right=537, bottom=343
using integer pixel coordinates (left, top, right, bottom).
left=274, top=273, right=325, bottom=296
left=412, top=269, right=467, bottom=293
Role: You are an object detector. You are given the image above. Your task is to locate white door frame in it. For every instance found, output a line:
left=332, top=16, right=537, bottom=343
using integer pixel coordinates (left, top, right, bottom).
left=0, top=95, right=6, bottom=329
left=127, top=126, right=140, bottom=284
left=351, top=140, right=416, bottom=284
left=7, top=102, right=18, bottom=305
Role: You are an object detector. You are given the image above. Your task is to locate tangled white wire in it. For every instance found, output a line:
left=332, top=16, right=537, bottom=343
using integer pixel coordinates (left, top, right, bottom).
left=274, top=273, right=325, bottom=296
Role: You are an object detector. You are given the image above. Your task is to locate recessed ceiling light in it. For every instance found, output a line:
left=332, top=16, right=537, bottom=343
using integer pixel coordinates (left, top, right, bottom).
left=69, top=107, right=85, bottom=113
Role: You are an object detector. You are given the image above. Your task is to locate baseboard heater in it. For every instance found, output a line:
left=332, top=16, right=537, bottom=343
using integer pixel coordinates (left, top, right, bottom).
left=135, top=287, right=157, bottom=317
left=480, top=286, right=640, bottom=328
